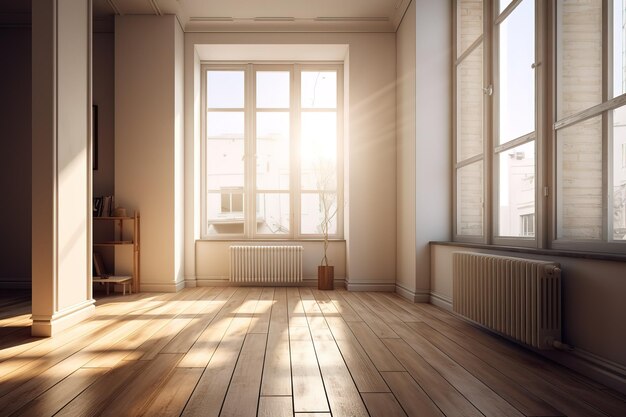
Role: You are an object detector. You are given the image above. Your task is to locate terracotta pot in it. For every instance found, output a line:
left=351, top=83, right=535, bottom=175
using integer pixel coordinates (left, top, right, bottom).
left=318, top=265, right=334, bottom=290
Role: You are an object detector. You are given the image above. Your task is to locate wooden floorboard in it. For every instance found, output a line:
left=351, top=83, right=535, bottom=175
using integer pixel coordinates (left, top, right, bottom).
left=0, top=288, right=624, bottom=417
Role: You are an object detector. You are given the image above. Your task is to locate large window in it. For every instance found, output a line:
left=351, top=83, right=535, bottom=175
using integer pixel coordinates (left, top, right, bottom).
left=454, top=0, right=626, bottom=252
left=455, top=0, right=485, bottom=238
left=554, top=0, right=626, bottom=247
left=202, top=64, right=343, bottom=239
left=496, top=0, right=536, bottom=241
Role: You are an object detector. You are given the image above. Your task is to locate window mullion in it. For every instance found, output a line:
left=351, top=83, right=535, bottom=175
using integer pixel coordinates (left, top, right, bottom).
left=603, top=0, right=610, bottom=242
left=200, top=67, right=208, bottom=238
left=293, top=64, right=302, bottom=238
left=485, top=0, right=494, bottom=244
left=246, top=63, right=256, bottom=239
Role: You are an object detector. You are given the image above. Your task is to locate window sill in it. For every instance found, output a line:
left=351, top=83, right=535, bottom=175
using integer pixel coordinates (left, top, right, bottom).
left=430, top=241, right=626, bottom=263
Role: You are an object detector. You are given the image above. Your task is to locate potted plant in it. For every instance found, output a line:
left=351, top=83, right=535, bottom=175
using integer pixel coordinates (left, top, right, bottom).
left=316, top=159, right=338, bottom=290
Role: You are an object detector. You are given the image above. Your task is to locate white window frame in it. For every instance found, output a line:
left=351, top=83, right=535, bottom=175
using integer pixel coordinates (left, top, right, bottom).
left=453, top=0, right=543, bottom=247
left=200, top=62, right=344, bottom=240
left=549, top=0, right=626, bottom=253
left=492, top=0, right=542, bottom=248
left=452, top=0, right=489, bottom=243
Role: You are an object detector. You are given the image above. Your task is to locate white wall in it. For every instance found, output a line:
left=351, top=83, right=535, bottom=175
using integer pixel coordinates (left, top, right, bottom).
left=414, top=0, right=452, bottom=297
left=31, top=0, right=95, bottom=336
left=395, top=0, right=452, bottom=301
left=115, top=15, right=185, bottom=292
left=184, top=32, right=397, bottom=290
left=0, top=27, right=31, bottom=289
left=431, top=243, right=626, bottom=393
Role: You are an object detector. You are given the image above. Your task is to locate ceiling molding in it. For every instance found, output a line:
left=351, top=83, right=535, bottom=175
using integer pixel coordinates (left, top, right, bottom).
left=314, top=17, right=389, bottom=22
left=185, top=17, right=395, bottom=33
left=391, top=0, right=412, bottom=31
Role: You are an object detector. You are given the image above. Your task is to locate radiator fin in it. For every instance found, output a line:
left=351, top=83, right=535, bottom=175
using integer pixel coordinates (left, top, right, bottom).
left=453, top=252, right=561, bottom=350
left=229, top=245, right=303, bottom=284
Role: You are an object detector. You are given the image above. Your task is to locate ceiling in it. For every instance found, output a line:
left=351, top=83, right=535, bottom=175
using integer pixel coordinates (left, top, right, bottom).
left=92, top=0, right=412, bottom=32
left=0, top=0, right=412, bottom=32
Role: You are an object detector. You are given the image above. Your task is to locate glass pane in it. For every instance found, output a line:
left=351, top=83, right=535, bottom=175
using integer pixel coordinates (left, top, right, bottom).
left=457, top=161, right=484, bottom=236
left=498, top=0, right=535, bottom=144
left=557, top=116, right=602, bottom=239
left=457, top=43, right=484, bottom=161
left=301, top=193, right=338, bottom=235
left=301, top=112, right=337, bottom=190
left=207, top=112, right=244, bottom=190
left=500, top=0, right=514, bottom=13
left=256, top=193, right=290, bottom=234
left=207, top=192, right=244, bottom=235
left=613, top=0, right=626, bottom=98
left=256, top=71, right=290, bottom=108
left=207, top=71, right=244, bottom=108
left=301, top=71, right=337, bottom=108
left=556, top=0, right=602, bottom=119
left=498, top=141, right=535, bottom=237
left=613, top=107, right=626, bottom=240
left=457, top=0, right=483, bottom=57
left=257, top=112, right=290, bottom=190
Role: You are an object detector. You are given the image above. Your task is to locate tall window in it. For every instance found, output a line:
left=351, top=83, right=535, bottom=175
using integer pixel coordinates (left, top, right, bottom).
left=455, top=0, right=485, bottom=238
left=554, top=0, right=626, bottom=246
left=202, top=64, right=343, bottom=239
left=454, top=0, right=626, bottom=253
left=496, top=0, right=536, bottom=240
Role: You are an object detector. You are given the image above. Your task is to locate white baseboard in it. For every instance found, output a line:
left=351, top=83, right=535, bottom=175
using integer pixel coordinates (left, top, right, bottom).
left=0, top=280, right=32, bottom=290
left=195, top=278, right=346, bottom=288
left=346, top=281, right=396, bottom=292
left=184, top=278, right=197, bottom=288
left=31, top=299, right=95, bottom=337
left=394, top=284, right=429, bottom=302
left=430, top=291, right=453, bottom=311
left=140, top=280, right=185, bottom=293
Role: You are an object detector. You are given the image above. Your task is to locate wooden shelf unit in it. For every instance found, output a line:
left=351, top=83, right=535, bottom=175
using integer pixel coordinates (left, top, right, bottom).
left=93, top=212, right=141, bottom=292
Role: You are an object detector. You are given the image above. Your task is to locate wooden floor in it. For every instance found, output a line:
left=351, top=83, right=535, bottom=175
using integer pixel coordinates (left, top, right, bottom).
left=0, top=287, right=625, bottom=417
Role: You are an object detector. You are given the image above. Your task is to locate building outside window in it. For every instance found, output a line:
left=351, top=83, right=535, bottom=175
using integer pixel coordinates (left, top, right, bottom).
left=202, top=64, right=343, bottom=239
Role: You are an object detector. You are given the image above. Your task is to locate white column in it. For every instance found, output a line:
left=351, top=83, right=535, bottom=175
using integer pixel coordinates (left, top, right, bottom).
left=115, top=16, right=185, bottom=292
left=31, top=0, right=95, bottom=336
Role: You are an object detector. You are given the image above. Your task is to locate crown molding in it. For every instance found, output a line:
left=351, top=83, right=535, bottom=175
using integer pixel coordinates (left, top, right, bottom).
left=184, top=17, right=395, bottom=33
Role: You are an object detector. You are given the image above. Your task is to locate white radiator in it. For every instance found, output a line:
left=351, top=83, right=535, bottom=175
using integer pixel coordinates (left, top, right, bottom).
left=453, top=252, right=561, bottom=350
left=229, top=245, right=303, bottom=283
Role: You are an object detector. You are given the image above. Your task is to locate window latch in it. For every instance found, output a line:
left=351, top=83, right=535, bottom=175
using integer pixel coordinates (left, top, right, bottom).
left=483, top=85, right=493, bottom=96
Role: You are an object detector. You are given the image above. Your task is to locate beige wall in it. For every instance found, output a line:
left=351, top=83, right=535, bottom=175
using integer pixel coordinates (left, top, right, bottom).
left=184, top=32, right=397, bottom=290
left=93, top=32, right=115, bottom=198
left=92, top=31, right=117, bottom=272
left=396, top=1, right=417, bottom=295
left=431, top=243, right=626, bottom=392
left=0, top=27, right=31, bottom=288
left=115, top=15, right=185, bottom=292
